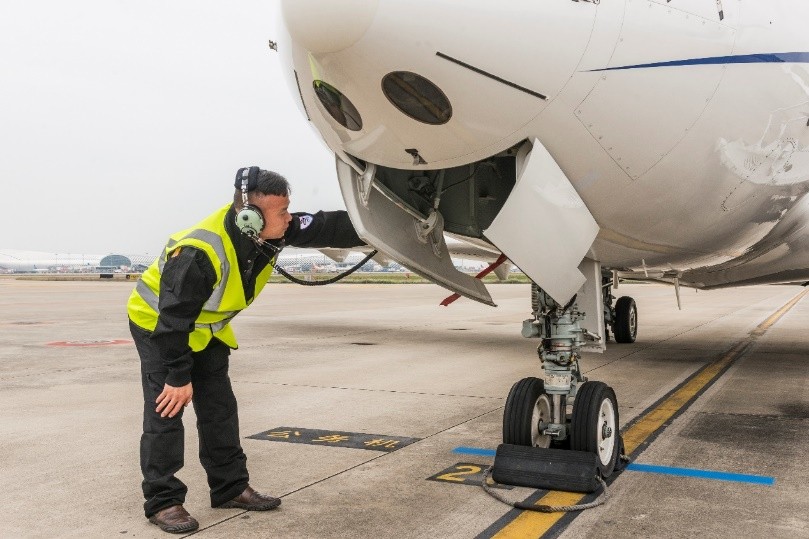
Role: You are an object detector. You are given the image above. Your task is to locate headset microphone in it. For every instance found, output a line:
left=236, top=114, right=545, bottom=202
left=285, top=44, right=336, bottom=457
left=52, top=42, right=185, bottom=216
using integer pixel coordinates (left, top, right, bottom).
left=234, top=166, right=265, bottom=237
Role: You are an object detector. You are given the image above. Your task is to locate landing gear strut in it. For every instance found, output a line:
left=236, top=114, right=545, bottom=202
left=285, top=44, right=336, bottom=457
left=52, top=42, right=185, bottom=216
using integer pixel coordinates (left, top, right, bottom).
left=504, top=281, right=631, bottom=477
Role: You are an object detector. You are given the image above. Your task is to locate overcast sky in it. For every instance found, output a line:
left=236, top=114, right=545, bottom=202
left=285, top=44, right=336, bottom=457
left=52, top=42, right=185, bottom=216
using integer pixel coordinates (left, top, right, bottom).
left=0, top=2, right=341, bottom=257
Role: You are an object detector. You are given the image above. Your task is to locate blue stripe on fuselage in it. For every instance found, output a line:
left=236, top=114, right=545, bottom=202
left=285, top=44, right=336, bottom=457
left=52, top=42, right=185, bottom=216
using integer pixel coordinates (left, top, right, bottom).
left=589, top=51, right=809, bottom=71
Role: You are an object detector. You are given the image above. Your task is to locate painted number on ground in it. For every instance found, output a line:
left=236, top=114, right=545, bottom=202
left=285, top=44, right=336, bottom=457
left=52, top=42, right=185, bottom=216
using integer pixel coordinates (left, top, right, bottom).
left=427, top=463, right=514, bottom=490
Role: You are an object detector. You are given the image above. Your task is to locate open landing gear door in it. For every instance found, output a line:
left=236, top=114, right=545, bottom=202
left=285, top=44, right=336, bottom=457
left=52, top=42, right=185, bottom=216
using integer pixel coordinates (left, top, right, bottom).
left=484, top=138, right=600, bottom=305
left=577, top=257, right=606, bottom=353
left=336, top=157, right=494, bottom=306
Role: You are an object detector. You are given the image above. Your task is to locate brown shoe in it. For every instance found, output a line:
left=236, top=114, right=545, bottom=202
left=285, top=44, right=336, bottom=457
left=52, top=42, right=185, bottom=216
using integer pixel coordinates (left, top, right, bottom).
left=218, top=485, right=281, bottom=511
left=148, top=504, right=199, bottom=534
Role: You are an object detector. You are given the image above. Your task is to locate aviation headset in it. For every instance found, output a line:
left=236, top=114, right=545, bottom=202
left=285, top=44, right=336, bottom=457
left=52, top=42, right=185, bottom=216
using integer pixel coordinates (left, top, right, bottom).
left=233, top=165, right=380, bottom=285
left=234, top=166, right=265, bottom=237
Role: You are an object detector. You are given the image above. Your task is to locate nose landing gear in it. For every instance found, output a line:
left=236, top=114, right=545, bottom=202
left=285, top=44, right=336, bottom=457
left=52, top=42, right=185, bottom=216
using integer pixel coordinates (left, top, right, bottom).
left=502, top=281, right=629, bottom=481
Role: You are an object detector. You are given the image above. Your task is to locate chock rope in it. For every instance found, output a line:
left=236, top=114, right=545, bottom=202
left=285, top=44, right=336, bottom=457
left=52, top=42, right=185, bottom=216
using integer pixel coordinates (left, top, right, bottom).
left=481, top=467, right=609, bottom=513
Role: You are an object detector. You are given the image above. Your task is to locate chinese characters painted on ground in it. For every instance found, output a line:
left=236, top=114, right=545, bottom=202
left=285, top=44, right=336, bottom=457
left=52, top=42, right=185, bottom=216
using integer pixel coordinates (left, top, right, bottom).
left=248, top=427, right=420, bottom=453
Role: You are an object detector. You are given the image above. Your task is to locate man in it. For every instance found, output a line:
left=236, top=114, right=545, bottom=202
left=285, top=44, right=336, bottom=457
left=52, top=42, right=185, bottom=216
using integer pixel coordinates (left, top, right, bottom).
left=127, top=167, right=364, bottom=534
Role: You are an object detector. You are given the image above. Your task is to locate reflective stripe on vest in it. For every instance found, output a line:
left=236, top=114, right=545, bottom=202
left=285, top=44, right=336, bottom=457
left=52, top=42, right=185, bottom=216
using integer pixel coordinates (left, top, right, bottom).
left=135, top=279, right=239, bottom=331
left=195, top=312, right=238, bottom=334
left=158, top=229, right=231, bottom=311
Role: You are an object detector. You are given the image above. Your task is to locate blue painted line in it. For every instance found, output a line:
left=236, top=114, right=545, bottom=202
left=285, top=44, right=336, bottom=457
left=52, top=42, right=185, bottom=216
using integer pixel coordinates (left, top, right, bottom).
left=589, top=51, right=809, bottom=72
left=451, top=447, right=775, bottom=485
left=627, top=463, right=775, bottom=485
left=453, top=446, right=496, bottom=457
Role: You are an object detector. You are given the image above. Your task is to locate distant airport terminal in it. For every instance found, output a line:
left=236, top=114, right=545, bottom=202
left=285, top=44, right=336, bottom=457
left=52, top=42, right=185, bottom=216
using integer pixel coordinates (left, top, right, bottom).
left=0, top=249, right=490, bottom=275
left=0, top=250, right=154, bottom=274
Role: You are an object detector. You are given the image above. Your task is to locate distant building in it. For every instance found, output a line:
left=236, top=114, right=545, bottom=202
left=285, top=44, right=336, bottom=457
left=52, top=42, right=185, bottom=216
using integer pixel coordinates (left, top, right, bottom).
left=99, top=254, right=132, bottom=268
left=0, top=250, right=154, bottom=273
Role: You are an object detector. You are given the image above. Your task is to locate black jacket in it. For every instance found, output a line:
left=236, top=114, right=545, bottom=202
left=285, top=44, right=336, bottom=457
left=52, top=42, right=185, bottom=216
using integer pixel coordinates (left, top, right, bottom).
left=144, top=205, right=363, bottom=386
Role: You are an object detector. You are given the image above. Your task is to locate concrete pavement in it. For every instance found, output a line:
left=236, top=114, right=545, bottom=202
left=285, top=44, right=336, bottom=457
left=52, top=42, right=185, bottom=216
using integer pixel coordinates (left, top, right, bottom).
left=0, top=279, right=807, bottom=538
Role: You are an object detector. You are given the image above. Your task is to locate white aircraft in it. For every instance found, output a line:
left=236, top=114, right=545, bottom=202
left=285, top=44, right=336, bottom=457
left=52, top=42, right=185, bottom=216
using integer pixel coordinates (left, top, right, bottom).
left=274, top=0, right=809, bottom=477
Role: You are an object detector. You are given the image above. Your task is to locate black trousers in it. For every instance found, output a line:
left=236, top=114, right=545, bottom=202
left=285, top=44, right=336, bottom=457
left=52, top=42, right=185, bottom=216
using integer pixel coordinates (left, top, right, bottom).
left=130, top=321, right=249, bottom=517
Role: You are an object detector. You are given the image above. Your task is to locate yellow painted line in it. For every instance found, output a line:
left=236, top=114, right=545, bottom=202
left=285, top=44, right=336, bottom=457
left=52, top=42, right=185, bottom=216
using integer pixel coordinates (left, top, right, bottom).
left=491, top=490, right=584, bottom=539
left=752, top=288, right=809, bottom=335
left=622, top=342, right=744, bottom=454
left=491, top=288, right=808, bottom=539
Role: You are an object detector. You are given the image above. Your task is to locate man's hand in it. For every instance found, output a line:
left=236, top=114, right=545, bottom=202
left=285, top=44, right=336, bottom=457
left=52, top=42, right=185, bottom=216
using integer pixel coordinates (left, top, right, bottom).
left=155, top=382, right=193, bottom=418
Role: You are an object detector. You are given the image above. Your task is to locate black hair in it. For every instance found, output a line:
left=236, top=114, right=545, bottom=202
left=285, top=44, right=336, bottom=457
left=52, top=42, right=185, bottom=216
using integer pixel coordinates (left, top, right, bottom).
left=233, top=169, right=291, bottom=209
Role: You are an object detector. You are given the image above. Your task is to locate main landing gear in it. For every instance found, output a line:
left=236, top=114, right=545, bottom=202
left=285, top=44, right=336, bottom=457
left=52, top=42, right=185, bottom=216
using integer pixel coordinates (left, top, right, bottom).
left=603, top=272, right=638, bottom=344
left=503, top=280, right=636, bottom=478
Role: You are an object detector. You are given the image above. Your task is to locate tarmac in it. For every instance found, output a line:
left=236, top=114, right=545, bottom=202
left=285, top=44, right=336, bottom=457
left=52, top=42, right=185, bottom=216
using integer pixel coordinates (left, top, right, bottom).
left=1, top=278, right=808, bottom=538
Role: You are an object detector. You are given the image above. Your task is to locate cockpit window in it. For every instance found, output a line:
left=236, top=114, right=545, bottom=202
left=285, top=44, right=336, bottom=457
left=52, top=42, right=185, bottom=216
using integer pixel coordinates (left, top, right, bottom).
left=382, top=71, right=452, bottom=125
left=313, top=80, right=362, bottom=131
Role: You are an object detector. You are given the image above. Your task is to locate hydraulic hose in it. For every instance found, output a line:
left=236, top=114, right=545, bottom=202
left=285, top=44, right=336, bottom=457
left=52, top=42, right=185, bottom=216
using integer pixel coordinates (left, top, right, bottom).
left=274, top=250, right=378, bottom=286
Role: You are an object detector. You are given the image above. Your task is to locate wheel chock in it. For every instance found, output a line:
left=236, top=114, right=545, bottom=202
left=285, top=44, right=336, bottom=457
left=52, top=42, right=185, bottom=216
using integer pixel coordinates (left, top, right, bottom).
left=491, top=444, right=601, bottom=493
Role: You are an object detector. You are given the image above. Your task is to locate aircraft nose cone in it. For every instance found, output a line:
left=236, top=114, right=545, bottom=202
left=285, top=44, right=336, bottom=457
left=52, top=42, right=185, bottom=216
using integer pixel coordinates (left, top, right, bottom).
left=281, top=0, right=379, bottom=53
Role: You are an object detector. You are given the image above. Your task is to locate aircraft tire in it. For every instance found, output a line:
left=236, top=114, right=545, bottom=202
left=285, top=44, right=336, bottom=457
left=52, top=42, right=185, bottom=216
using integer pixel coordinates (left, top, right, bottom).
left=570, top=381, right=620, bottom=477
left=502, top=377, right=552, bottom=448
left=613, top=296, right=637, bottom=343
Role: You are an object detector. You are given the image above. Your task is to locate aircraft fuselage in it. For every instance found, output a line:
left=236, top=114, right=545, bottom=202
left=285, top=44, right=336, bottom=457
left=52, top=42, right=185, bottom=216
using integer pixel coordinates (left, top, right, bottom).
left=277, top=0, right=809, bottom=289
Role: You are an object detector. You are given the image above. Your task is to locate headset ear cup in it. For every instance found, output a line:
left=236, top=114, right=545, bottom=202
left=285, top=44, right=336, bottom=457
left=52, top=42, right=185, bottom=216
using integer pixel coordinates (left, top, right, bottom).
left=236, top=205, right=265, bottom=237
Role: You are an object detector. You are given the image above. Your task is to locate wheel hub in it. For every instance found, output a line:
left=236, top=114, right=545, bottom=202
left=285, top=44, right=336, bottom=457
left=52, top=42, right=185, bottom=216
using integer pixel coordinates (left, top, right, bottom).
left=531, top=394, right=553, bottom=448
left=596, top=398, right=616, bottom=464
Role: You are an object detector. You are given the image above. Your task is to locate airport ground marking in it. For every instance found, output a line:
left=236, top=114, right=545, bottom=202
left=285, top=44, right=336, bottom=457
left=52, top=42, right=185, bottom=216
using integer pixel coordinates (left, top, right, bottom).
left=621, top=340, right=748, bottom=455
left=428, top=463, right=514, bottom=490
left=453, top=447, right=497, bottom=457
left=480, top=288, right=808, bottom=539
left=248, top=427, right=419, bottom=452
left=625, top=463, right=774, bottom=485
left=452, top=446, right=773, bottom=485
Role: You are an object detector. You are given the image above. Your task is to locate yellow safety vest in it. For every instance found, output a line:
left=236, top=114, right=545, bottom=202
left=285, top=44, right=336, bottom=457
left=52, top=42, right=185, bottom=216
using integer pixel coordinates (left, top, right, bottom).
left=127, top=204, right=275, bottom=351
